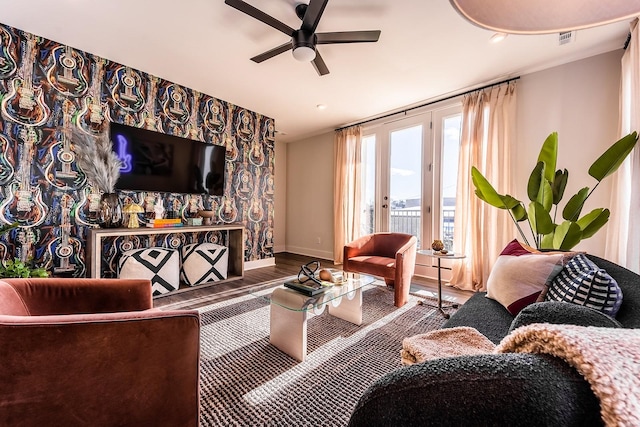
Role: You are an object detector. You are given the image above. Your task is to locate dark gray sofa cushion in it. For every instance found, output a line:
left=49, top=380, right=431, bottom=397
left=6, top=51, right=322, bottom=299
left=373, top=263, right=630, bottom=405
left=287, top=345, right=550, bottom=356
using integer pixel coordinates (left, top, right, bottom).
left=441, top=292, right=512, bottom=344
left=510, top=301, right=623, bottom=333
left=348, top=353, right=602, bottom=427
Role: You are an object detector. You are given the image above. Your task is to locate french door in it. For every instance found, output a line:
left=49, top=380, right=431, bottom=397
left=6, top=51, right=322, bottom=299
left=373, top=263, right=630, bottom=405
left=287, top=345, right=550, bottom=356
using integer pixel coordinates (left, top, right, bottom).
left=360, top=104, right=462, bottom=253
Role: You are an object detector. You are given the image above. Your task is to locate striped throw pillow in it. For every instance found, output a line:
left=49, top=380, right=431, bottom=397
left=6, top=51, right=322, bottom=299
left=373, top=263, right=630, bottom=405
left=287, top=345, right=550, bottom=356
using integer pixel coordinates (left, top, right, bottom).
left=545, top=254, right=623, bottom=317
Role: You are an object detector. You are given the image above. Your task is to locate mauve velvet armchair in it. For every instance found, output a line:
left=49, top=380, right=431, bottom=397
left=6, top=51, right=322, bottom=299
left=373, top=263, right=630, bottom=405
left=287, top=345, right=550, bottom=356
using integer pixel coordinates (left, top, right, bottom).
left=0, top=277, right=200, bottom=427
left=343, top=233, right=417, bottom=307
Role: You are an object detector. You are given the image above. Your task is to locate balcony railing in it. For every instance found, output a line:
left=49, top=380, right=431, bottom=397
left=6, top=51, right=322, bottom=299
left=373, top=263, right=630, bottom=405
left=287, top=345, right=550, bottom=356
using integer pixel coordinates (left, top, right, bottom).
left=361, top=206, right=455, bottom=250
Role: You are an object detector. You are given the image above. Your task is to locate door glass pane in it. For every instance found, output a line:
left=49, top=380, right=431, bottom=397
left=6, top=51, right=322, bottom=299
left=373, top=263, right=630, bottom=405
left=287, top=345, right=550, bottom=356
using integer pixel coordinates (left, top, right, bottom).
left=441, top=115, right=461, bottom=251
left=360, top=135, right=376, bottom=236
left=390, top=125, right=422, bottom=247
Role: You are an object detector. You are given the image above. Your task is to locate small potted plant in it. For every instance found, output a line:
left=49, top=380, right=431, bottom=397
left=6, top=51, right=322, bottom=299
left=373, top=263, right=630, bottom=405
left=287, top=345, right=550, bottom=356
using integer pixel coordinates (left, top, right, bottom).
left=0, top=223, right=49, bottom=278
left=0, top=258, right=49, bottom=278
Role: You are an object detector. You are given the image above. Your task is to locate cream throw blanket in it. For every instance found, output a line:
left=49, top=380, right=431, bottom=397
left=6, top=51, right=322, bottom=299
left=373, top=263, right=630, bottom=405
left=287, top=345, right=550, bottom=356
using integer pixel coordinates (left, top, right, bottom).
left=402, top=324, right=640, bottom=426
left=401, top=326, right=495, bottom=365
left=496, top=324, right=640, bottom=427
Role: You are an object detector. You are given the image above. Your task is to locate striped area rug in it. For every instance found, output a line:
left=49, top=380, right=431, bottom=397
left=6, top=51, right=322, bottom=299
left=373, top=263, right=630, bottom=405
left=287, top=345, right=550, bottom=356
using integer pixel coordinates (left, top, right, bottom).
left=197, top=283, right=454, bottom=426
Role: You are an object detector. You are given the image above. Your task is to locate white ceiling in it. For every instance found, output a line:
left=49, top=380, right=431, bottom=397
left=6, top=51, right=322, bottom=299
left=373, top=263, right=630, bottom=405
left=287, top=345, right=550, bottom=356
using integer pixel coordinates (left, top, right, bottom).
left=0, top=0, right=632, bottom=143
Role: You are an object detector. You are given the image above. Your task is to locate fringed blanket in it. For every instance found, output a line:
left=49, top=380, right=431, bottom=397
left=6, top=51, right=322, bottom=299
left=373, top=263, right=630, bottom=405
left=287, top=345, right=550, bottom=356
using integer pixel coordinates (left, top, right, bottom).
left=401, top=326, right=495, bottom=365
left=496, top=324, right=640, bottom=427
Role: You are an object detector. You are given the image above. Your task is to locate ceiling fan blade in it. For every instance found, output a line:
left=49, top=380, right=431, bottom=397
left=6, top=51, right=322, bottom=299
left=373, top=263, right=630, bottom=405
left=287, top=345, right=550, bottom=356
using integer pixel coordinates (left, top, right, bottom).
left=250, top=42, right=293, bottom=63
left=301, top=0, right=329, bottom=33
left=312, top=50, right=330, bottom=76
left=316, top=30, right=381, bottom=44
left=225, top=0, right=295, bottom=36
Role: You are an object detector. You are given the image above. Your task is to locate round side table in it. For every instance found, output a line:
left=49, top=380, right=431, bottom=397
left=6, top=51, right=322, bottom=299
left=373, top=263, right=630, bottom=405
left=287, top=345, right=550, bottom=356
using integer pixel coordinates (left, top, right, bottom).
left=416, top=251, right=466, bottom=319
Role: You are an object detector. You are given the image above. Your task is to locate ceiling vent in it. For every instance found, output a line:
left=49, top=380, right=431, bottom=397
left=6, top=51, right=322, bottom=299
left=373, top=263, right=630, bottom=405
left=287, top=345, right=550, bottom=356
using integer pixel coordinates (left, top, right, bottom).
left=559, top=31, right=576, bottom=45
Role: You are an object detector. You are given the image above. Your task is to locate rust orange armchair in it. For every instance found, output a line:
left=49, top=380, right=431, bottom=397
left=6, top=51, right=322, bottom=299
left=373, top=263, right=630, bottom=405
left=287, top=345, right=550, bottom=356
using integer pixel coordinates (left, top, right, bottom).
left=343, top=233, right=418, bottom=307
left=0, top=277, right=200, bottom=427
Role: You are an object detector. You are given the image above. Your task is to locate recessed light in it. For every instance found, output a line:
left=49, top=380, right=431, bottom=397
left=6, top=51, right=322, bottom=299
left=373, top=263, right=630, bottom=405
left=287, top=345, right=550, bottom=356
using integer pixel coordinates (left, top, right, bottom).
left=490, top=32, right=508, bottom=43
left=316, top=104, right=327, bottom=110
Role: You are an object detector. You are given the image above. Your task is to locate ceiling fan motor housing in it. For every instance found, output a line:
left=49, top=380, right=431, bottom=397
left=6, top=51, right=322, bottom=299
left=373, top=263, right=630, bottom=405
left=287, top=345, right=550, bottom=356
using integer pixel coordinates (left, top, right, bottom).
left=292, top=29, right=317, bottom=51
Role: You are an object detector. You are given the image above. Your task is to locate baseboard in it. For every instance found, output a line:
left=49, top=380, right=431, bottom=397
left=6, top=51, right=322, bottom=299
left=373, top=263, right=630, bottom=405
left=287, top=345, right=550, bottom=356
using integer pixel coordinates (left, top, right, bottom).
left=286, top=246, right=334, bottom=261
left=244, top=258, right=276, bottom=271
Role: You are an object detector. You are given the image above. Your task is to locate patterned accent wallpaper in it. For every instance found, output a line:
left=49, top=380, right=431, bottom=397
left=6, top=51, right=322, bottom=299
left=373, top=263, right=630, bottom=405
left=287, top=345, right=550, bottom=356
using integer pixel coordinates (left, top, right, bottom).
left=0, top=23, right=275, bottom=277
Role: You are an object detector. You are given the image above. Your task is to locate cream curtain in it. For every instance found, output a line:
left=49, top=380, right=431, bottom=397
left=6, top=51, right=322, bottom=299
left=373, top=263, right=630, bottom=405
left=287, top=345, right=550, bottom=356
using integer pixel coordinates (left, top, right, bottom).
left=605, top=19, right=640, bottom=274
left=450, top=81, right=518, bottom=291
left=333, top=126, right=362, bottom=264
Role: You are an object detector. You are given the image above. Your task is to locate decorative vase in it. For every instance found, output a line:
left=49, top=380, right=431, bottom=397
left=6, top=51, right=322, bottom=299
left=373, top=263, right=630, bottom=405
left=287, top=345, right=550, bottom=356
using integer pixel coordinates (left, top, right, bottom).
left=99, top=193, right=123, bottom=228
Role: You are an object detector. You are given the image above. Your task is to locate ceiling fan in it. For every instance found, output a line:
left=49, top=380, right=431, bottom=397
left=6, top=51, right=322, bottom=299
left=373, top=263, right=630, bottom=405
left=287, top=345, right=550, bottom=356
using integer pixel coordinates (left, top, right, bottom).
left=224, top=0, right=381, bottom=76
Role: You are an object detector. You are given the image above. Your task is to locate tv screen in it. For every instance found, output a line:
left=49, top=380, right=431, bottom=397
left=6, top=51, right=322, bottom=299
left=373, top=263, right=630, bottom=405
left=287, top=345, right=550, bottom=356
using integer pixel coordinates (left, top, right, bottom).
left=110, top=122, right=225, bottom=195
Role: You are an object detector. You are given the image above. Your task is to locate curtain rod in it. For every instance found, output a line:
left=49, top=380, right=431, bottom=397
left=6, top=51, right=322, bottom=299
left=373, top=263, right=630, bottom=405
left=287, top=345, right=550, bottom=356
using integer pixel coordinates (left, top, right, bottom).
left=335, top=76, right=520, bottom=132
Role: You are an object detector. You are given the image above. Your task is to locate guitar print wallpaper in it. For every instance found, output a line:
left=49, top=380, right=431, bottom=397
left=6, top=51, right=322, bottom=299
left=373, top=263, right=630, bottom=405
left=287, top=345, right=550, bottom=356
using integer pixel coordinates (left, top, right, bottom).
left=0, top=23, right=275, bottom=278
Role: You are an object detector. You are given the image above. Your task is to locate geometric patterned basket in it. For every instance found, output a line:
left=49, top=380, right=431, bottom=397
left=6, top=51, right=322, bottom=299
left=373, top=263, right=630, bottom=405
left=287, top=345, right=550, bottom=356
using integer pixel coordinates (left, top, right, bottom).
left=180, top=243, right=229, bottom=287
left=118, top=247, right=180, bottom=296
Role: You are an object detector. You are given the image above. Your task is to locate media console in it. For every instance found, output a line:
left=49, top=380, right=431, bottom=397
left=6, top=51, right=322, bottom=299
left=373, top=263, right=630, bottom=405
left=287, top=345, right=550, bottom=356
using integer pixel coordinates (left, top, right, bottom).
left=87, top=224, right=245, bottom=295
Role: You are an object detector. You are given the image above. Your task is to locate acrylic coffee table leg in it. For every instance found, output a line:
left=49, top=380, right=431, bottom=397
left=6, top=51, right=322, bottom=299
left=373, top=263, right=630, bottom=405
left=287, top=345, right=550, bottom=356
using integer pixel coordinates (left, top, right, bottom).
left=328, top=287, right=363, bottom=325
left=270, top=288, right=309, bottom=362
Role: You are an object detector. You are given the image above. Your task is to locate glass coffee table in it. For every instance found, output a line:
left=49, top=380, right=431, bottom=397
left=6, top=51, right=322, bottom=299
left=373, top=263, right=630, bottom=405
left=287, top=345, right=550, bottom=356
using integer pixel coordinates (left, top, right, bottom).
left=251, top=271, right=375, bottom=362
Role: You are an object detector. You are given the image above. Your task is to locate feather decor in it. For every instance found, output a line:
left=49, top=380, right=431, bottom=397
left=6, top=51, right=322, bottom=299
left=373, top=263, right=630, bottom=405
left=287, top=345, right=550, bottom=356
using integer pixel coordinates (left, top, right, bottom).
left=72, top=127, right=122, bottom=193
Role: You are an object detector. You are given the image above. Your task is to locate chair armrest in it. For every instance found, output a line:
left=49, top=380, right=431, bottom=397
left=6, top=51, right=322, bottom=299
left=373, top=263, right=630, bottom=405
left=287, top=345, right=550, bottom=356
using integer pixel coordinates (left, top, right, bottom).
left=3, top=278, right=152, bottom=315
left=394, top=236, right=417, bottom=259
left=394, top=236, right=417, bottom=281
left=0, top=309, right=200, bottom=427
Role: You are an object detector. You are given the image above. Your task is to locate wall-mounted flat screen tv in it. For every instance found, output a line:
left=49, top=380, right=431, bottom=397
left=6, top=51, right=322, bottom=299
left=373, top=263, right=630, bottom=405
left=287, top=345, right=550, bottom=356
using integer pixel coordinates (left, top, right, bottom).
left=110, top=122, right=225, bottom=195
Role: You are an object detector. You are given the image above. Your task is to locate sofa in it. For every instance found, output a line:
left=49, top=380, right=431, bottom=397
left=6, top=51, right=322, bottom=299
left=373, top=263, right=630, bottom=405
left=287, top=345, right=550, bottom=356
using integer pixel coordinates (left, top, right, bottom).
left=343, top=232, right=417, bottom=307
left=0, top=277, right=201, bottom=427
left=349, top=254, right=640, bottom=426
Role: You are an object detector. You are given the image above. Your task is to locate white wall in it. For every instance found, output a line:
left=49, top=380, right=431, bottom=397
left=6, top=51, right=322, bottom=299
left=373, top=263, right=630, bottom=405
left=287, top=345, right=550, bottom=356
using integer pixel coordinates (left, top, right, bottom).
left=283, top=132, right=335, bottom=260
left=281, top=50, right=623, bottom=259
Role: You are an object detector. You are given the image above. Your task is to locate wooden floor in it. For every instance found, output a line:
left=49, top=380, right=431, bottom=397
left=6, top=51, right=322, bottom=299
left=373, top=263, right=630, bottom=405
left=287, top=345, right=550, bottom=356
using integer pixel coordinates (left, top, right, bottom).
left=154, top=252, right=473, bottom=310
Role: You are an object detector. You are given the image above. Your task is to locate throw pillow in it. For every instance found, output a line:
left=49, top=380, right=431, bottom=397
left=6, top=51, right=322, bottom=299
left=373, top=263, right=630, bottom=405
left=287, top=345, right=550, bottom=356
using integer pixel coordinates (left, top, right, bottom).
left=486, top=240, right=565, bottom=315
left=118, top=247, right=180, bottom=296
left=180, top=243, right=229, bottom=286
left=545, top=253, right=623, bottom=317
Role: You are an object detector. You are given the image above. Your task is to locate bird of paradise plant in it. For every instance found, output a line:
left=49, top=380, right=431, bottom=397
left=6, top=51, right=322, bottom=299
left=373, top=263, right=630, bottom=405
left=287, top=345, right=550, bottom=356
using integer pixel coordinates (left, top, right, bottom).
left=472, top=131, right=638, bottom=250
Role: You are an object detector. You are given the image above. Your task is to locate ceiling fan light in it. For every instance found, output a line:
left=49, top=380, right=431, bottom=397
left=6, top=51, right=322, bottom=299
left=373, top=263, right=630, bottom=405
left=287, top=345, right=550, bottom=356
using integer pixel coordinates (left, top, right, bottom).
left=292, top=46, right=316, bottom=62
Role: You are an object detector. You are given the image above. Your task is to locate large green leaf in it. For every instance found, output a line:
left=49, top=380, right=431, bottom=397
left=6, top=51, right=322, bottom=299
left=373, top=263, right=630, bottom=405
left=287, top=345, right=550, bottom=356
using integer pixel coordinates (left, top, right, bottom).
left=474, top=189, right=488, bottom=203
left=510, top=203, right=528, bottom=222
left=501, top=194, right=522, bottom=209
left=552, top=169, right=568, bottom=205
left=562, top=187, right=589, bottom=221
left=527, top=161, right=553, bottom=210
left=472, top=166, right=507, bottom=208
left=538, top=132, right=558, bottom=183
left=528, top=201, right=554, bottom=235
left=553, top=221, right=582, bottom=250
left=539, top=179, right=553, bottom=212
left=527, top=162, right=544, bottom=202
left=577, top=208, right=610, bottom=239
left=588, top=132, right=638, bottom=181
left=540, top=232, right=555, bottom=249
